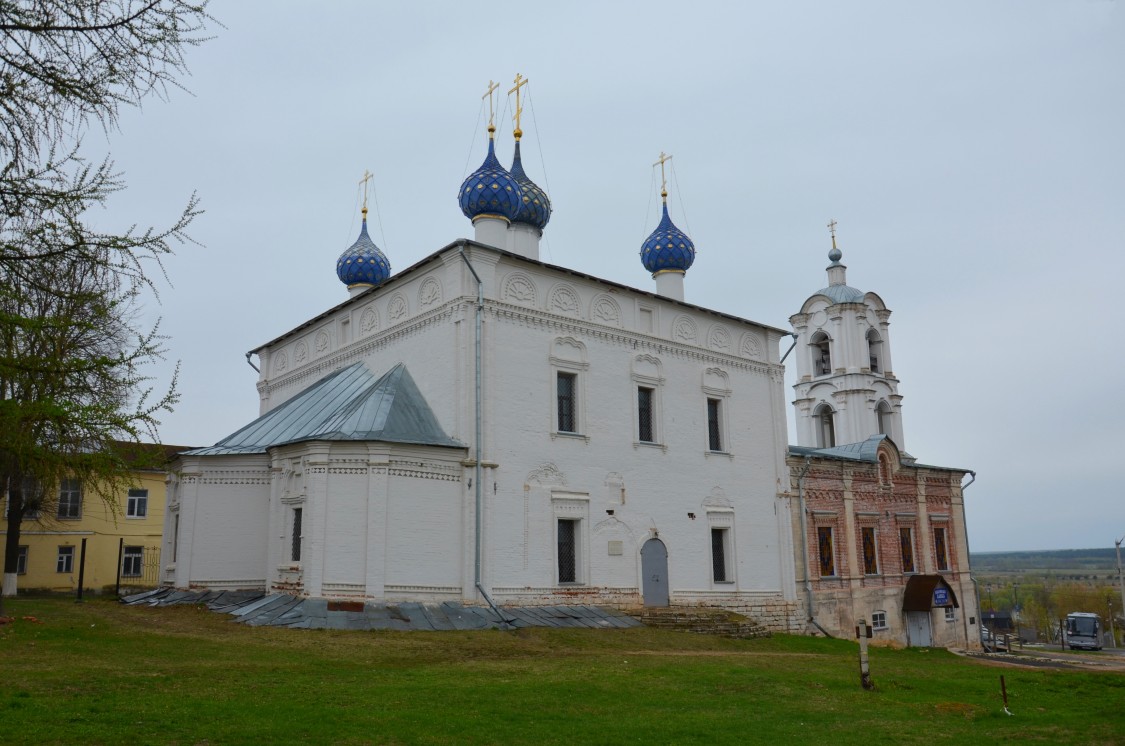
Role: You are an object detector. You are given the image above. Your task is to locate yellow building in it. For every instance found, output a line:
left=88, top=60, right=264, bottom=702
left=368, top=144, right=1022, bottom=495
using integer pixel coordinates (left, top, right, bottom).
left=2, top=444, right=187, bottom=594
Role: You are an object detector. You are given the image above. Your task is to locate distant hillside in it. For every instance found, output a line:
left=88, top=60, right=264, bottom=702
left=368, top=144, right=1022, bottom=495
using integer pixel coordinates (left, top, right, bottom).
left=971, top=548, right=1119, bottom=576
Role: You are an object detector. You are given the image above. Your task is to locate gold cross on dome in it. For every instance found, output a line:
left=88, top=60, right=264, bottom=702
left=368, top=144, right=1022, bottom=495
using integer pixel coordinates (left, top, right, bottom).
left=482, top=79, right=500, bottom=129
left=358, top=169, right=373, bottom=215
left=653, top=151, right=672, bottom=199
left=827, top=218, right=838, bottom=249
left=509, top=73, right=528, bottom=139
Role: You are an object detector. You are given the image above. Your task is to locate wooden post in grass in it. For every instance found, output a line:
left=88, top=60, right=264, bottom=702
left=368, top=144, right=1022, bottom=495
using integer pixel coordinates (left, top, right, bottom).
left=76, top=538, right=87, bottom=603
left=856, top=618, right=874, bottom=690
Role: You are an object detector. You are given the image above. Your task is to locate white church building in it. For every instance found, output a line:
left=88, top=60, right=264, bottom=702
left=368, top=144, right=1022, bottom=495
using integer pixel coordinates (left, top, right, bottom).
left=165, top=102, right=803, bottom=630
left=163, top=86, right=975, bottom=643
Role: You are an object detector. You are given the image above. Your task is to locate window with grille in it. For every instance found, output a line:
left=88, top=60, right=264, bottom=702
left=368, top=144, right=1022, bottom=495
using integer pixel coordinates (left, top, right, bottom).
left=56, top=546, right=74, bottom=573
left=861, top=527, right=879, bottom=574
left=126, top=488, right=148, bottom=518
left=872, top=610, right=888, bottom=630
left=122, top=546, right=143, bottom=577
left=817, top=526, right=835, bottom=577
left=707, top=398, right=722, bottom=451
left=557, top=518, right=577, bottom=583
left=556, top=372, right=577, bottom=433
left=934, top=527, right=950, bottom=571
left=57, top=479, right=82, bottom=519
left=291, top=508, right=303, bottom=562
left=637, top=387, right=654, bottom=442
left=899, top=527, right=915, bottom=573
left=711, top=528, right=731, bottom=582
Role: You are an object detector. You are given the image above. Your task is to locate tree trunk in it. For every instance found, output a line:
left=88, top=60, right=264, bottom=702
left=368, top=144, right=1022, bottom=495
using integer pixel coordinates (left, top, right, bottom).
left=3, top=470, right=25, bottom=600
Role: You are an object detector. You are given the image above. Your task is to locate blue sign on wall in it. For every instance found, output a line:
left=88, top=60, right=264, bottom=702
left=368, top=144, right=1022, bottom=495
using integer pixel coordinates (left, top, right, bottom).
left=933, top=587, right=950, bottom=606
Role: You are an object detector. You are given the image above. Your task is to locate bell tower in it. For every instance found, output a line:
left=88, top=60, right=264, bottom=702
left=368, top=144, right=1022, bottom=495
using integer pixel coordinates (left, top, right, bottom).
left=790, top=222, right=905, bottom=451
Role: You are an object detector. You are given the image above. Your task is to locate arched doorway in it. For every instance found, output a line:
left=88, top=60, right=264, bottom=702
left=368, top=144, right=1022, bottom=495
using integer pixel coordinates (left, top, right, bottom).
left=641, top=538, right=669, bottom=607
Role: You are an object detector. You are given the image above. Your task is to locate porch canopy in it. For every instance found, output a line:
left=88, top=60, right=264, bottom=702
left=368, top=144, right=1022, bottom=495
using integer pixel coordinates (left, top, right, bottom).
left=902, top=574, right=959, bottom=611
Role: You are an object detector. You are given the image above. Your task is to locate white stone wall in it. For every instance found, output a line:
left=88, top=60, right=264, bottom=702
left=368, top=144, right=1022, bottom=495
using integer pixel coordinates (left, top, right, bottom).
left=176, top=242, right=800, bottom=629
left=165, top=455, right=271, bottom=590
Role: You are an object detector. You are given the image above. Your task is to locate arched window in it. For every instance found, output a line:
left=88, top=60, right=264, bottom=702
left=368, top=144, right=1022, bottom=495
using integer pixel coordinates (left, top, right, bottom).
left=866, top=329, right=883, bottom=374
left=810, top=331, right=832, bottom=376
left=815, top=404, right=836, bottom=448
left=876, top=400, right=891, bottom=436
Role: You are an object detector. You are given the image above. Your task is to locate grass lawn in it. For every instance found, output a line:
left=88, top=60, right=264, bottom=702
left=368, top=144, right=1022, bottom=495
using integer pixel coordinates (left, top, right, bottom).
left=2, top=596, right=1123, bottom=744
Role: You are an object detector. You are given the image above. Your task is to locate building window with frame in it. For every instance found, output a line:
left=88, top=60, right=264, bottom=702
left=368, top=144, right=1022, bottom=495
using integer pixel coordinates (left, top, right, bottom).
left=934, top=526, right=950, bottom=571
left=126, top=488, right=148, bottom=518
left=122, top=546, right=143, bottom=577
left=711, top=527, right=732, bottom=583
left=861, top=526, right=879, bottom=575
left=171, top=513, right=180, bottom=563
left=16, top=546, right=28, bottom=575
left=291, top=507, right=303, bottom=563
left=5, top=476, right=42, bottom=519
left=899, top=527, right=915, bottom=573
left=556, top=372, right=577, bottom=433
left=56, top=545, right=74, bottom=573
left=706, top=398, right=723, bottom=452
left=871, top=610, right=888, bottom=630
left=944, top=606, right=956, bottom=623
left=637, top=386, right=655, bottom=443
left=867, top=328, right=883, bottom=374
left=811, top=331, right=832, bottom=376
left=815, top=404, right=836, bottom=448
left=557, top=518, right=579, bottom=583
left=876, top=401, right=892, bottom=437
left=817, top=526, right=836, bottom=577
left=57, top=478, right=82, bottom=519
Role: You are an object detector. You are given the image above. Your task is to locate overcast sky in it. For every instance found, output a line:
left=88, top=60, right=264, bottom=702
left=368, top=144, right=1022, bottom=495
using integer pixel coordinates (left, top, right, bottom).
left=92, top=1, right=1123, bottom=552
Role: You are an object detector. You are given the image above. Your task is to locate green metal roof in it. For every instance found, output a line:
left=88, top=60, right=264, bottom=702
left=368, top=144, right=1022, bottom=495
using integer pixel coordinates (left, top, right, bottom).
left=184, top=362, right=464, bottom=456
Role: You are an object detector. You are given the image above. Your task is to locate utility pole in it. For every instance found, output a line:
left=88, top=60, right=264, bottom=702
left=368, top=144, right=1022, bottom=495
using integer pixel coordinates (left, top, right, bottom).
left=1115, top=534, right=1124, bottom=648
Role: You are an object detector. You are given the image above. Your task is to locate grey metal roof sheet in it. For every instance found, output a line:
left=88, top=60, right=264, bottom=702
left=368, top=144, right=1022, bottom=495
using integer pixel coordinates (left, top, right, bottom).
left=183, top=362, right=463, bottom=456
left=814, top=284, right=866, bottom=304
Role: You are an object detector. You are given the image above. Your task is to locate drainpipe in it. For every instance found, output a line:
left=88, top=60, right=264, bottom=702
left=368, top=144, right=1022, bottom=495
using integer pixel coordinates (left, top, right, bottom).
left=779, top=332, right=799, bottom=364
left=245, top=352, right=260, bottom=373
left=797, top=455, right=832, bottom=638
left=959, top=470, right=978, bottom=647
left=458, top=245, right=511, bottom=625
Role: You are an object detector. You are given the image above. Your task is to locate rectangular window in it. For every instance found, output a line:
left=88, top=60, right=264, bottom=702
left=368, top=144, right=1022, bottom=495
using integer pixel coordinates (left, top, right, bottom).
left=817, top=526, right=835, bottom=577
left=16, top=546, right=28, bottom=575
left=291, top=508, right=303, bottom=563
left=871, top=611, right=888, bottom=630
left=934, top=527, right=950, bottom=571
left=706, top=398, right=722, bottom=452
left=861, top=526, right=879, bottom=575
left=945, top=606, right=956, bottom=623
left=557, top=518, right=578, bottom=583
left=126, top=488, right=148, bottom=518
left=56, top=545, right=74, bottom=573
left=637, top=386, right=655, bottom=443
left=172, top=513, right=180, bottom=563
left=122, top=546, right=143, bottom=577
left=57, top=478, right=82, bottom=519
left=556, top=372, right=577, bottom=433
left=899, top=527, right=915, bottom=573
left=711, top=528, right=731, bottom=583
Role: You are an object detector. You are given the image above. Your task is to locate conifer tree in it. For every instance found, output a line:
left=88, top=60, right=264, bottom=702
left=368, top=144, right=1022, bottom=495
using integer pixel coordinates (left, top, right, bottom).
left=1, top=1, right=212, bottom=602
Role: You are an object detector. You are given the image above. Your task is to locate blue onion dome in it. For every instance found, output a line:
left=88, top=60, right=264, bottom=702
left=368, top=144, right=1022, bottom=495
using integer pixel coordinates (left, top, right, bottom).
left=640, top=200, right=696, bottom=274
left=336, top=212, right=391, bottom=288
left=459, top=126, right=523, bottom=223
left=509, top=140, right=551, bottom=229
